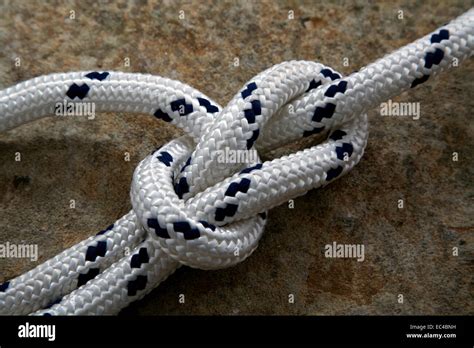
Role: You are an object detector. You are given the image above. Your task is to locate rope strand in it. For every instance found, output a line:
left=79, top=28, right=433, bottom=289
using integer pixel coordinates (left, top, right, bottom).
left=0, top=8, right=473, bottom=315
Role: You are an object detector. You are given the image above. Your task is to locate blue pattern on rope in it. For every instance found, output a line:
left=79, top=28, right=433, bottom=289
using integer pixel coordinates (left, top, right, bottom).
left=241, top=82, right=257, bottom=99
left=326, top=166, right=344, bottom=181
left=131, top=248, right=150, bottom=268
left=77, top=268, right=100, bottom=287
left=173, top=221, right=200, bottom=240
left=66, top=83, right=89, bottom=100
left=320, top=69, right=341, bottom=81
left=148, top=218, right=170, bottom=239
left=127, top=275, right=147, bottom=296
left=154, top=109, right=172, bottom=122
left=96, top=223, right=114, bottom=236
left=85, top=71, right=109, bottom=81
left=171, top=98, right=193, bottom=116
left=157, top=151, right=173, bottom=167
left=0, top=282, right=10, bottom=292
left=335, top=143, right=354, bottom=160
left=411, top=29, right=449, bottom=88
left=215, top=178, right=251, bottom=221
left=85, top=241, right=107, bottom=262
left=197, top=97, right=219, bottom=113
left=240, top=163, right=263, bottom=174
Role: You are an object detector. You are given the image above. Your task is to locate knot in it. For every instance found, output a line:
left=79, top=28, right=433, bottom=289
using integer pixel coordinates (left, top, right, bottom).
left=130, top=61, right=368, bottom=270
left=1, top=9, right=472, bottom=314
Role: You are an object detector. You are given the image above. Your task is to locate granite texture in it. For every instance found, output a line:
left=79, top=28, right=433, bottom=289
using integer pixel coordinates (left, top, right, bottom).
left=0, top=0, right=472, bottom=315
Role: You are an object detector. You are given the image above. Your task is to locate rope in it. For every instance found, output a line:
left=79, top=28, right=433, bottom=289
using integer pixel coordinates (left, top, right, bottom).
left=0, top=9, right=473, bottom=315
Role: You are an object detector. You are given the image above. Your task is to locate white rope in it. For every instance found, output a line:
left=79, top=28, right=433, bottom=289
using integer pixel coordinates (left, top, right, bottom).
left=0, top=9, right=473, bottom=315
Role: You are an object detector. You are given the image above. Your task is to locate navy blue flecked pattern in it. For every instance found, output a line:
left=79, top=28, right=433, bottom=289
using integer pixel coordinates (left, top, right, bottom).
left=306, top=79, right=322, bottom=92
left=197, top=97, right=219, bottom=113
left=85, top=71, right=109, bottom=81
left=304, top=70, right=350, bottom=137
left=154, top=109, right=172, bottom=122
left=77, top=268, right=100, bottom=287
left=215, top=178, right=251, bottom=221
left=246, top=129, right=260, bottom=150
left=147, top=218, right=170, bottom=238
left=66, top=83, right=90, bottom=99
left=335, top=143, right=354, bottom=160
left=127, top=275, right=147, bottom=296
left=130, top=248, right=150, bottom=268
left=66, top=71, right=109, bottom=100
left=199, top=220, right=216, bottom=231
left=411, top=29, right=449, bottom=88
left=180, top=157, right=192, bottom=173
left=85, top=241, right=107, bottom=262
left=329, top=130, right=347, bottom=141
left=312, top=103, right=336, bottom=123
left=174, top=177, right=189, bottom=199
left=96, top=223, right=114, bottom=236
left=243, top=99, right=262, bottom=149
left=324, top=81, right=348, bottom=98
left=244, top=100, right=261, bottom=124
left=239, top=83, right=261, bottom=148
left=157, top=151, right=173, bottom=167
left=170, top=98, right=193, bottom=116
left=173, top=221, right=200, bottom=240
left=241, top=82, right=257, bottom=99
left=326, top=166, right=344, bottom=181
left=148, top=217, right=216, bottom=240
left=0, top=281, right=10, bottom=292
left=320, top=68, right=341, bottom=81
left=240, top=163, right=263, bottom=174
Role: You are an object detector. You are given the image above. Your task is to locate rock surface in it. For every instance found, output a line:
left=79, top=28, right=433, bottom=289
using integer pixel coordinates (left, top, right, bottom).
left=0, top=0, right=472, bottom=315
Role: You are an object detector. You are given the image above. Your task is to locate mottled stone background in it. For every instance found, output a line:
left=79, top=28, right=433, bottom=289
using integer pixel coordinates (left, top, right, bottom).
left=0, top=0, right=472, bottom=315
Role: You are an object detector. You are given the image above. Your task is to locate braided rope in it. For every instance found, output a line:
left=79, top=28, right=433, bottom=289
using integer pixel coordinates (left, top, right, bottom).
left=0, top=9, right=473, bottom=315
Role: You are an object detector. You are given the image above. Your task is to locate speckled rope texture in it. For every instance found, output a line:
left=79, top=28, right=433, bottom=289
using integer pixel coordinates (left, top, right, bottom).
left=0, top=9, right=473, bottom=315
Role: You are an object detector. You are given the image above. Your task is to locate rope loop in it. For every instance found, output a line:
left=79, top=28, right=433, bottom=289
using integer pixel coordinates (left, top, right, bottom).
left=0, top=8, right=472, bottom=314
left=131, top=62, right=368, bottom=270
